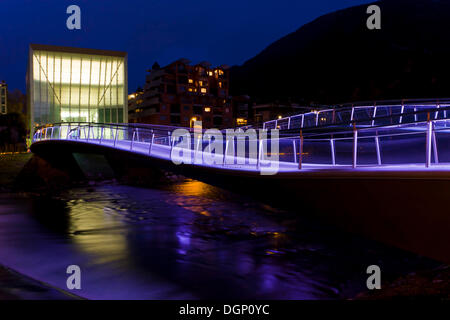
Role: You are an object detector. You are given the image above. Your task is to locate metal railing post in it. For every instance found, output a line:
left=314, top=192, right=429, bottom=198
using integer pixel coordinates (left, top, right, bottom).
left=330, top=138, right=336, bottom=165
left=372, top=105, right=377, bottom=127
left=352, top=122, right=358, bottom=169
left=170, top=132, right=175, bottom=153
left=194, top=130, right=202, bottom=164
left=87, top=125, right=90, bottom=142
left=257, top=133, right=264, bottom=170
left=223, top=138, right=229, bottom=164
left=149, top=130, right=155, bottom=155
left=288, top=117, right=291, bottom=130
left=432, top=122, right=439, bottom=164
left=426, top=112, right=432, bottom=168
left=399, top=101, right=405, bottom=124
left=114, top=126, right=118, bottom=147
left=292, top=139, right=297, bottom=163
left=375, top=131, right=381, bottom=166
left=131, top=129, right=135, bottom=150
left=100, top=127, right=104, bottom=144
left=298, top=130, right=303, bottom=170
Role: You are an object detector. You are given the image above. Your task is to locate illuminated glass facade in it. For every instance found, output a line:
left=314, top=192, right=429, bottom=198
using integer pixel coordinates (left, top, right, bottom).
left=27, top=44, right=127, bottom=132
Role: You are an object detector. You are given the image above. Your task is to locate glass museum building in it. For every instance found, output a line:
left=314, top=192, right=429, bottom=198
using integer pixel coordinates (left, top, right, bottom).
left=27, top=44, right=128, bottom=133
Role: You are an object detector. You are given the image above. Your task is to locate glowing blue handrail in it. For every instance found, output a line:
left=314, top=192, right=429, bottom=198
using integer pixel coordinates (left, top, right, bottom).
left=262, top=100, right=450, bottom=131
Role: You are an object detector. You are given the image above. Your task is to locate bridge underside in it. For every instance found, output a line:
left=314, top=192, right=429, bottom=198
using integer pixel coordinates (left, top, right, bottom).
left=31, top=139, right=450, bottom=265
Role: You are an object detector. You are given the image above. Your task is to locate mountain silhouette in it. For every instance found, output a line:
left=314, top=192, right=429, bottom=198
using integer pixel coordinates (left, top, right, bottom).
left=230, top=0, right=450, bottom=105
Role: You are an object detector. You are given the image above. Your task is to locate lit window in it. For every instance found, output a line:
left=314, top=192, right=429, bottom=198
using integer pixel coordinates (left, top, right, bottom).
left=204, top=107, right=211, bottom=112
left=218, top=82, right=222, bottom=88
left=188, top=79, right=193, bottom=84
left=201, top=88, right=207, bottom=93
left=236, top=118, right=247, bottom=126
left=208, top=71, right=213, bottom=76
left=199, top=80, right=203, bottom=86
left=188, top=88, right=193, bottom=92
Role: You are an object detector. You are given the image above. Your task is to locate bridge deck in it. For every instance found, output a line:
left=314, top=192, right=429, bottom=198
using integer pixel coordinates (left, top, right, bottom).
left=32, top=136, right=450, bottom=178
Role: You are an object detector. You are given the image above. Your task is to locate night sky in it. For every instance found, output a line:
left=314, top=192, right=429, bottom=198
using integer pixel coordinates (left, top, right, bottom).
left=0, top=0, right=373, bottom=93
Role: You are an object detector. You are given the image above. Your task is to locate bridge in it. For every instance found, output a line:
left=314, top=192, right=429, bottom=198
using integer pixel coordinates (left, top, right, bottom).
left=30, top=99, right=450, bottom=264
left=32, top=99, right=450, bottom=172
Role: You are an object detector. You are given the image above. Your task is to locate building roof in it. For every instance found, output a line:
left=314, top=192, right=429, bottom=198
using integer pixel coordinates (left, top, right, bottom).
left=29, top=44, right=127, bottom=57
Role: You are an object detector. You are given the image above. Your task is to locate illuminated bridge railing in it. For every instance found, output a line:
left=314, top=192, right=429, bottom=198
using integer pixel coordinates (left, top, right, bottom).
left=32, top=106, right=450, bottom=172
left=263, top=99, right=450, bottom=131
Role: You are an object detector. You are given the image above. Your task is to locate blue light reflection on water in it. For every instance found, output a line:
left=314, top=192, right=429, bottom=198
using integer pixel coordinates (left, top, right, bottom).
left=0, top=179, right=437, bottom=299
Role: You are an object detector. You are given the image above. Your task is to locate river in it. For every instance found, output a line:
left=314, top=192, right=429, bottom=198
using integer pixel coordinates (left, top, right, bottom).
left=0, top=173, right=438, bottom=299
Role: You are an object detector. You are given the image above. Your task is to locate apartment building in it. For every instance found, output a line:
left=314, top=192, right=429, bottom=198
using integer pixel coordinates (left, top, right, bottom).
left=129, top=59, right=232, bottom=128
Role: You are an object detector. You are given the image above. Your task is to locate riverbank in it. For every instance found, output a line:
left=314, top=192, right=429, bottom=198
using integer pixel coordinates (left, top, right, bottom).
left=0, top=152, right=75, bottom=299
left=355, top=265, right=450, bottom=300
left=0, top=152, right=31, bottom=192
left=0, top=265, right=77, bottom=300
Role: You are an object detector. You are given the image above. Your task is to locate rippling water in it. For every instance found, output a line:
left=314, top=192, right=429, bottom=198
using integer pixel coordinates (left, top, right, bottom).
left=0, top=179, right=437, bottom=299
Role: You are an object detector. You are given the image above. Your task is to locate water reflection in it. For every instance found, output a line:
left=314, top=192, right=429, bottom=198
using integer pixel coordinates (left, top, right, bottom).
left=0, top=179, right=439, bottom=299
